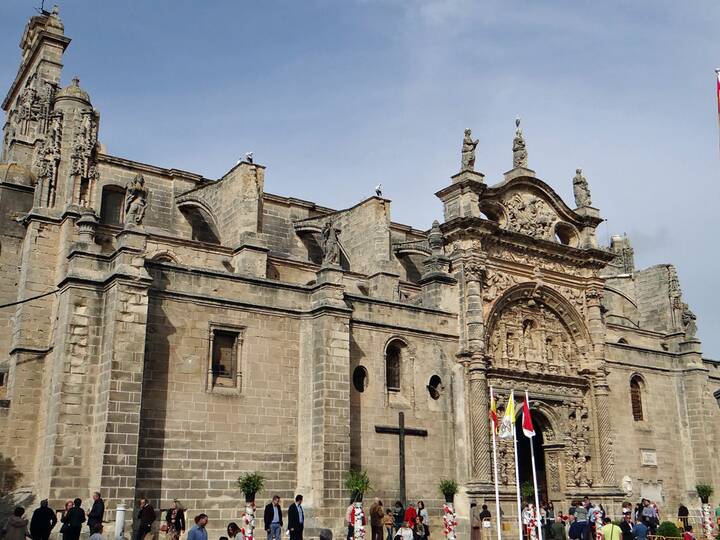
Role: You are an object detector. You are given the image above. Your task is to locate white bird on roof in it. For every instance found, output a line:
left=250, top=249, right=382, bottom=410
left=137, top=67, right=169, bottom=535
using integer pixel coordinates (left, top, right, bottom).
left=237, top=152, right=254, bottom=165
left=375, top=183, right=383, bottom=197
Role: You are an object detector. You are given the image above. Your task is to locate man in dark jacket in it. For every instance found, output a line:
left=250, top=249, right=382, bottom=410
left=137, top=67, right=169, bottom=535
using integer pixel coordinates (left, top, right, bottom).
left=287, top=495, right=304, bottom=540
left=264, top=496, right=283, bottom=540
left=29, top=500, right=57, bottom=540
left=88, top=492, right=105, bottom=533
left=63, top=499, right=86, bottom=540
left=135, top=498, right=156, bottom=540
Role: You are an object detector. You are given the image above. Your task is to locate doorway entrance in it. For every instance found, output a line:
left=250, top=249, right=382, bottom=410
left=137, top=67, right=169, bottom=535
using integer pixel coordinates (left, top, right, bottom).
left=515, top=412, right=548, bottom=504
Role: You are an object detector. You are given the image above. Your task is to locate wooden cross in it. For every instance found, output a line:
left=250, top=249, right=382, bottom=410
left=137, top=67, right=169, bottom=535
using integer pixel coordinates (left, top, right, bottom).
left=375, top=411, right=428, bottom=506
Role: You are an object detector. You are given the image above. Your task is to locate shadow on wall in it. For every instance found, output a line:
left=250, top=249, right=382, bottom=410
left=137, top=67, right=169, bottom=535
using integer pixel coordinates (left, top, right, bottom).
left=0, top=453, right=33, bottom=525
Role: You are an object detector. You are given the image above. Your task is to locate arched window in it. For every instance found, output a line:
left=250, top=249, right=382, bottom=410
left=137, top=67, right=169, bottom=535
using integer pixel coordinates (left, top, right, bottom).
left=100, top=185, right=125, bottom=225
left=353, top=366, right=368, bottom=393
left=630, top=376, right=644, bottom=421
left=385, top=340, right=405, bottom=392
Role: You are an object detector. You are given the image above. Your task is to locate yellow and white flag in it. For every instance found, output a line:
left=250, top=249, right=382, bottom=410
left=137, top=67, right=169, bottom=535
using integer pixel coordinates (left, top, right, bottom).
left=498, top=391, right=516, bottom=440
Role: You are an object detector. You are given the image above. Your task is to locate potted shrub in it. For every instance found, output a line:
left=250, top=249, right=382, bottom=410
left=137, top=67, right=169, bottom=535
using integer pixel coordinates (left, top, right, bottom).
left=439, top=479, right=459, bottom=504
left=520, top=481, right=535, bottom=501
left=697, top=484, right=714, bottom=504
left=656, top=521, right=681, bottom=538
left=345, top=469, right=371, bottom=502
left=237, top=472, right=265, bottom=503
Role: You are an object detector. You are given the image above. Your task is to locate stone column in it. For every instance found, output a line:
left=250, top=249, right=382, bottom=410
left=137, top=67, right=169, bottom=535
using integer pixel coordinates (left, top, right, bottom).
left=462, top=258, right=491, bottom=483
left=591, top=374, right=615, bottom=485
left=467, top=357, right=491, bottom=481
left=584, top=285, right=616, bottom=486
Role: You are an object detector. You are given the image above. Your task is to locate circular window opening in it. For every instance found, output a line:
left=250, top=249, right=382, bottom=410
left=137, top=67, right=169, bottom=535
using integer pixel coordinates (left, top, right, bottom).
left=353, top=365, right=369, bottom=392
left=427, top=375, right=443, bottom=400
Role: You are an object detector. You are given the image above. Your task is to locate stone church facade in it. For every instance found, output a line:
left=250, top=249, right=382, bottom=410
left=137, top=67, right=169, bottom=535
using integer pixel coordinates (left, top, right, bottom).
left=1, top=8, right=719, bottom=537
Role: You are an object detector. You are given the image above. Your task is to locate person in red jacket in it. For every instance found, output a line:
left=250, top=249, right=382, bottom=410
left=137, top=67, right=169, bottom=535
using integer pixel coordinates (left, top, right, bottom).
left=404, top=504, right=417, bottom=526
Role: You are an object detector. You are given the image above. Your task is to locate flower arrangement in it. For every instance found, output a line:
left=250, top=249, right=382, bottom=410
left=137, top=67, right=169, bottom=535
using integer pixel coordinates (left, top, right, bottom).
left=442, top=503, right=458, bottom=540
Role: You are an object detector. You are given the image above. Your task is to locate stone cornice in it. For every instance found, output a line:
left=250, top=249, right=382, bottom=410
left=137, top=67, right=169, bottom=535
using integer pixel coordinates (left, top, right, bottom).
left=442, top=216, right=614, bottom=268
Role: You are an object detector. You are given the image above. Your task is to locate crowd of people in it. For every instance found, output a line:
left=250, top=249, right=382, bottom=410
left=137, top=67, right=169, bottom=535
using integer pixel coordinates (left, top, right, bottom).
left=470, top=496, right=716, bottom=540
left=4, top=492, right=719, bottom=540
left=345, top=500, right=431, bottom=540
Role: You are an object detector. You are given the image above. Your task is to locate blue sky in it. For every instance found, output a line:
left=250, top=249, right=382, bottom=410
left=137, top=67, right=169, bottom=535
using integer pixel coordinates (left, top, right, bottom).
left=2, top=0, right=719, bottom=356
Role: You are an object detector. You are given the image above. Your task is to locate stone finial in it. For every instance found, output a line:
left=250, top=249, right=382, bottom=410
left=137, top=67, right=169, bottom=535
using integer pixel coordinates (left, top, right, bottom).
left=321, top=220, right=341, bottom=266
left=512, top=118, right=527, bottom=169
left=461, top=129, right=479, bottom=172
left=124, top=173, right=148, bottom=228
left=573, top=168, right=592, bottom=207
left=428, top=220, right=443, bottom=254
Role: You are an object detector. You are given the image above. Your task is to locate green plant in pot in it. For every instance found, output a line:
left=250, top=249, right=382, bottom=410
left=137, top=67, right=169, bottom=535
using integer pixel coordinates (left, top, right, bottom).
left=345, top=469, right=371, bottom=503
left=656, top=521, right=681, bottom=538
left=696, top=484, right=714, bottom=504
left=238, top=472, right=265, bottom=503
left=439, top=479, right=459, bottom=504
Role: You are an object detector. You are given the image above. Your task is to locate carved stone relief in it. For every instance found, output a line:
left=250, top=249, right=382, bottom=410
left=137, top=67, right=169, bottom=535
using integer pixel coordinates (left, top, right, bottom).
left=487, top=299, right=580, bottom=375
left=33, top=111, right=63, bottom=207
left=504, top=193, right=556, bottom=240
left=482, top=269, right=518, bottom=302
left=566, top=404, right=593, bottom=487
left=71, top=109, right=99, bottom=207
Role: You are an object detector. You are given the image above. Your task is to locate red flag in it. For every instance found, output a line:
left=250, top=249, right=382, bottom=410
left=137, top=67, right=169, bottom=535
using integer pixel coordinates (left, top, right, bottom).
left=489, top=387, right=498, bottom=433
left=716, top=71, right=720, bottom=114
left=522, top=393, right=535, bottom=438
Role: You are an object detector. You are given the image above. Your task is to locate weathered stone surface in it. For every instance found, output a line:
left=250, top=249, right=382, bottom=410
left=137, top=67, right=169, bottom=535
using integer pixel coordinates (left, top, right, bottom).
left=0, top=10, right=718, bottom=540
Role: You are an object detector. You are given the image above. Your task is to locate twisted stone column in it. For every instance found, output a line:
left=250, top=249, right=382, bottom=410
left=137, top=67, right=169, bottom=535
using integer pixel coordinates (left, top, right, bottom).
left=592, top=376, right=616, bottom=485
left=468, top=357, right=492, bottom=481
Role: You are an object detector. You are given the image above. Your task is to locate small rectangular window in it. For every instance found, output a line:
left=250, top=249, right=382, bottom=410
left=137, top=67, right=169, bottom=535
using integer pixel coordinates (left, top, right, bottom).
left=0, top=373, right=5, bottom=386
left=100, top=187, right=125, bottom=226
left=207, top=325, right=244, bottom=394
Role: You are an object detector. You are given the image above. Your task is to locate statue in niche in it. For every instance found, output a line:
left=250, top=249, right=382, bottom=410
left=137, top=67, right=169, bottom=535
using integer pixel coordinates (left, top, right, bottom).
left=124, top=173, right=148, bottom=227
left=461, top=128, right=479, bottom=171
left=506, top=331, right=517, bottom=358
left=573, top=168, right=592, bottom=207
left=321, top=221, right=341, bottom=266
left=512, top=118, right=528, bottom=168
left=545, top=336, right=555, bottom=362
left=521, top=319, right=538, bottom=360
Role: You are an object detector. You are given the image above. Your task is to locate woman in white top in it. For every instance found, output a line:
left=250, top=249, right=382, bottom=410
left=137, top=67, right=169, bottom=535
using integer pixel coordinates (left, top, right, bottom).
left=397, top=522, right=414, bottom=540
left=417, top=502, right=429, bottom=528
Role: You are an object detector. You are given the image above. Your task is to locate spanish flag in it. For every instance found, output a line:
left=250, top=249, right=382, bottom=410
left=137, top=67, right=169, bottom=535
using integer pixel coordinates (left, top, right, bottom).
left=498, top=391, right=515, bottom=440
left=521, top=392, right=536, bottom=438
left=489, top=387, right=498, bottom=433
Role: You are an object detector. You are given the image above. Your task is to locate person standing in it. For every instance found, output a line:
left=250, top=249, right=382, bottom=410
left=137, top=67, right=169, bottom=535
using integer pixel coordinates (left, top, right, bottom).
left=63, top=499, right=86, bottom=540
left=397, top=522, right=413, bottom=540
left=226, top=523, right=240, bottom=540
left=187, top=515, right=208, bottom=540
left=165, top=500, right=186, bottom=540
left=470, top=503, right=481, bottom=540
left=404, top=504, right=417, bottom=527
left=631, top=519, right=648, bottom=540
left=264, top=495, right=283, bottom=540
left=551, top=517, right=568, bottom=540
left=681, top=525, right=695, bottom=540
left=412, top=516, right=429, bottom=540
left=370, top=500, right=385, bottom=540
left=135, top=498, right=156, bottom=540
left=600, top=518, right=621, bottom=540
left=383, top=510, right=394, bottom=540
left=29, top=500, right=57, bottom=540
left=417, top=502, right=429, bottom=529
left=677, top=504, right=689, bottom=531
left=2, top=506, right=31, bottom=540
left=287, top=495, right=304, bottom=540
left=619, top=514, right=633, bottom=540
left=89, top=523, right=106, bottom=540
left=393, top=502, right=404, bottom=536
left=88, top=493, right=105, bottom=534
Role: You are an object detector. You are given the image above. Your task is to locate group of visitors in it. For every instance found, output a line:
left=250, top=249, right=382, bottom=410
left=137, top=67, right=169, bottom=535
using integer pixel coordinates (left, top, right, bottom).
left=345, top=500, right=430, bottom=540
left=0, top=493, right=106, bottom=540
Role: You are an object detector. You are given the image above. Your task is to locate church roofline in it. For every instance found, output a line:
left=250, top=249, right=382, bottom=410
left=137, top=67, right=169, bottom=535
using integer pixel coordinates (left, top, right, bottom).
left=2, top=29, right=71, bottom=111
left=98, top=153, right=206, bottom=183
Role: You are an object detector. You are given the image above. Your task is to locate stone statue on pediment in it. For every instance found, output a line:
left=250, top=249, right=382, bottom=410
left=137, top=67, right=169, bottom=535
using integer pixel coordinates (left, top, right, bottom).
left=461, top=128, right=479, bottom=171
left=573, top=168, right=592, bottom=207
left=321, top=221, right=341, bottom=266
left=512, top=118, right=527, bottom=168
